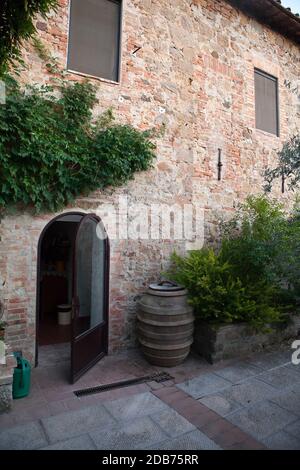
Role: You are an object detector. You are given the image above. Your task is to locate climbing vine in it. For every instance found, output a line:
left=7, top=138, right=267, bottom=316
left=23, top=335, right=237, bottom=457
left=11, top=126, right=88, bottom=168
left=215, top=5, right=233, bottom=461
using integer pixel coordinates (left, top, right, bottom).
left=0, top=0, right=58, bottom=76
left=0, top=77, right=157, bottom=212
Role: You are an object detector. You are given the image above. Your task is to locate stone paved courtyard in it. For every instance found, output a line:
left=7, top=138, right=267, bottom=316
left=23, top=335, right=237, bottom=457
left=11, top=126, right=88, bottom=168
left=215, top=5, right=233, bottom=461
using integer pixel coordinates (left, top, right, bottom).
left=0, top=346, right=300, bottom=450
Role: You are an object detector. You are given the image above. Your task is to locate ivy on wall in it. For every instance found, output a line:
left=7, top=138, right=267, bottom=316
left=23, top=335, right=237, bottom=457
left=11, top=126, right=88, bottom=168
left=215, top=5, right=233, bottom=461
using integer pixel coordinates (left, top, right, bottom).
left=0, top=77, right=157, bottom=212
left=0, top=0, right=58, bottom=76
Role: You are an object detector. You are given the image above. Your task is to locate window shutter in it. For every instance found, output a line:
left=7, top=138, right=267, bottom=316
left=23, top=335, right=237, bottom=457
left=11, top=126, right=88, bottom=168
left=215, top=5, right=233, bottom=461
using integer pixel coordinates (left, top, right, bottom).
left=255, top=69, right=279, bottom=136
left=68, top=0, right=121, bottom=82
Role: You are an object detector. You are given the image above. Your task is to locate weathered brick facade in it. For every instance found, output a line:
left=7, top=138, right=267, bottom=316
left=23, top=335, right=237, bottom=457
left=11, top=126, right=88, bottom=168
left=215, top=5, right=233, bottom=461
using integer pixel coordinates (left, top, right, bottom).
left=0, top=0, right=299, bottom=362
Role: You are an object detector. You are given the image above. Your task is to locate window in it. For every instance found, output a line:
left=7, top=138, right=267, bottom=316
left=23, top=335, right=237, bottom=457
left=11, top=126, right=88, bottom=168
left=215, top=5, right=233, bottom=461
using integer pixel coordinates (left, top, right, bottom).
left=254, top=69, right=279, bottom=136
left=67, top=0, right=122, bottom=82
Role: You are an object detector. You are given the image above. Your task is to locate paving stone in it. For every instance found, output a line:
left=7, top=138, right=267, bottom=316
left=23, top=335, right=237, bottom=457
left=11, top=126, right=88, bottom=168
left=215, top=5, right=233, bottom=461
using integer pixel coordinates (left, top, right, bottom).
left=42, top=404, right=116, bottom=443
left=227, top=441, right=266, bottom=450
left=283, top=419, right=300, bottom=439
left=199, top=393, right=242, bottom=417
left=161, top=390, right=187, bottom=406
left=245, top=351, right=291, bottom=370
left=214, top=362, right=262, bottom=384
left=145, top=429, right=221, bottom=450
left=284, top=363, right=300, bottom=376
left=89, top=416, right=167, bottom=450
left=257, top=365, right=300, bottom=389
left=0, top=421, right=47, bottom=450
left=41, top=435, right=96, bottom=450
left=218, top=378, right=277, bottom=406
left=261, top=431, right=300, bottom=450
left=184, top=409, right=220, bottom=429
left=270, top=390, right=300, bottom=416
left=290, top=381, right=300, bottom=393
left=103, top=392, right=167, bottom=422
left=177, top=373, right=232, bottom=399
left=0, top=412, right=16, bottom=431
left=200, top=418, right=236, bottom=439
left=227, top=400, right=297, bottom=440
left=151, top=408, right=195, bottom=437
left=213, top=427, right=261, bottom=449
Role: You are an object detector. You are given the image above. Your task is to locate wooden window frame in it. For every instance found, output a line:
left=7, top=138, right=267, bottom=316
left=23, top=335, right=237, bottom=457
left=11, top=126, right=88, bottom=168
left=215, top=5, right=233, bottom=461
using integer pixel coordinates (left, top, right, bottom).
left=254, top=68, right=280, bottom=137
left=66, top=0, right=123, bottom=84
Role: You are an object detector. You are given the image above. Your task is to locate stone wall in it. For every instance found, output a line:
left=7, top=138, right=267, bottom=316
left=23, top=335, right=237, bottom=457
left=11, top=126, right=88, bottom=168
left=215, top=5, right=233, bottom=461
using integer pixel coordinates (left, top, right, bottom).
left=193, top=315, right=300, bottom=363
left=0, top=0, right=299, bottom=361
left=0, top=345, right=16, bottom=412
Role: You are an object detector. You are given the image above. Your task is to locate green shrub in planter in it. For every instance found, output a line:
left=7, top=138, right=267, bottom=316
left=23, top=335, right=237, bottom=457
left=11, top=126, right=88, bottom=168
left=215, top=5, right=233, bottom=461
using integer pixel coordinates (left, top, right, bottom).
left=167, top=195, right=300, bottom=330
left=168, top=249, right=281, bottom=330
left=220, top=195, right=300, bottom=310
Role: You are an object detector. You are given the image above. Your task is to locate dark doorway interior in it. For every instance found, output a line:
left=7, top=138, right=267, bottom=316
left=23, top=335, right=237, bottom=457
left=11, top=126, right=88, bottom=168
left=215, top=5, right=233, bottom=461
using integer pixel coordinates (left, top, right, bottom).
left=38, top=215, right=82, bottom=346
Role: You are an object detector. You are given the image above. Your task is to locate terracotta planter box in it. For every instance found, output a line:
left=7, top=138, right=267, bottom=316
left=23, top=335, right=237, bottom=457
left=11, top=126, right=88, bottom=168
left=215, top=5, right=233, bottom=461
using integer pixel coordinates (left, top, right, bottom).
left=193, top=314, right=300, bottom=364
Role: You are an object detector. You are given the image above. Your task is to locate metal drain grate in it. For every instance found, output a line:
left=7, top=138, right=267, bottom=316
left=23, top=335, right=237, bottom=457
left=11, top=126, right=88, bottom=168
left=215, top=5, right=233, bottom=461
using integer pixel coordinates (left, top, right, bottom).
left=73, top=372, right=173, bottom=397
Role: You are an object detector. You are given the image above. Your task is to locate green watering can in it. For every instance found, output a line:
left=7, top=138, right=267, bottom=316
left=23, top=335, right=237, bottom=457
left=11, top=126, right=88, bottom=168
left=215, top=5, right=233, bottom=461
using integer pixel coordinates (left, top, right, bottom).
left=12, top=352, right=31, bottom=399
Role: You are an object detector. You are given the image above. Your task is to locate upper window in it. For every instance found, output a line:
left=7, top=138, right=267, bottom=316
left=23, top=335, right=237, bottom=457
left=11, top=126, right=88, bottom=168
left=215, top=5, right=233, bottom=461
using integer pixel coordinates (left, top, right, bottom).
left=67, top=0, right=122, bottom=82
left=254, top=69, right=279, bottom=136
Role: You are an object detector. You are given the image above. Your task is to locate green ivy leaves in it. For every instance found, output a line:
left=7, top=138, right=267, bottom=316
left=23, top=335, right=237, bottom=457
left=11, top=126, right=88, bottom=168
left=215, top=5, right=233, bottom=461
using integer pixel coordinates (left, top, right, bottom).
left=0, top=78, right=156, bottom=212
left=0, top=0, right=59, bottom=76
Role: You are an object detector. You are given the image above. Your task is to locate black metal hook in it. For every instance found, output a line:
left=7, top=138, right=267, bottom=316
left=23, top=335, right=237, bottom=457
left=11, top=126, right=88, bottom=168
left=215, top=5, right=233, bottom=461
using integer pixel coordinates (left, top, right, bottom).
left=217, top=149, right=223, bottom=181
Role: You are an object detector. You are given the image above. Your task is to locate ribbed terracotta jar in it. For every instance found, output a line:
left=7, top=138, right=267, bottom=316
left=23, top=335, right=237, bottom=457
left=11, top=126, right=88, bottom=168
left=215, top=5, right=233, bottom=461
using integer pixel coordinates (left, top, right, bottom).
left=137, top=282, right=194, bottom=367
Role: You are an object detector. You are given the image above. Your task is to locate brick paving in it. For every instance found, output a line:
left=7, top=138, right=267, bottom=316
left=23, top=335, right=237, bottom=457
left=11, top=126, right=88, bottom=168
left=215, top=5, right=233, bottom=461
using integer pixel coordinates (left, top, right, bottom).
left=0, top=346, right=300, bottom=449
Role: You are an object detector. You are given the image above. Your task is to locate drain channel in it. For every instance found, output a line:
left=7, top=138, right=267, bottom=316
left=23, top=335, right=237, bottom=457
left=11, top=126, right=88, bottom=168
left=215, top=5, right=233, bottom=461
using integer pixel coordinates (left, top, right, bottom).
left=74, top=372, right=173, bottom=397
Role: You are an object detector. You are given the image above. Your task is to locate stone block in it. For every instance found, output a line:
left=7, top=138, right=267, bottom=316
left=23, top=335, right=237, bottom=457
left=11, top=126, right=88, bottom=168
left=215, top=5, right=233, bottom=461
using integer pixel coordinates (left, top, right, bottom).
left=199, top=393, right=242, bottom=417
left=193, top=315, right=300, bottom=363
left=246, top=351, right=292, bottom=370
left=227, top=400, right=297, bottom=440
left=270, top=389, right=300, bottom=415
left=214, top=362, right=262, bottom=384
left=151, top=408, right=195, bottom=437
left=0, top=421, right=47, bottom=450
left=145, top=429, right=221, bottom=450
left=0, top=383, right=13, bottom=412
left=261, top=431, right=300, bottom=450
left=42, top=403, right=116, bottom=443
left=258, top=365, right=300, bottom=390
left=218, top=378, right=277, bottom=406
left=177, top=372, right=231, bottom=399
left=103, top=392, right=167, bottom=422
left=284, top=419, right=300, bottom=438
left=90, top=416, right=167, bottom=450
left=42, top=435, right=96, bottom=450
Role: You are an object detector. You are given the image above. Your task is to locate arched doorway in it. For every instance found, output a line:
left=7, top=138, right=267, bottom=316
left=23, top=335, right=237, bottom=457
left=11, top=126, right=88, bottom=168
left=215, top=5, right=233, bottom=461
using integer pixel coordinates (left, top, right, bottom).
left=36, top=212, right=109, bottom=383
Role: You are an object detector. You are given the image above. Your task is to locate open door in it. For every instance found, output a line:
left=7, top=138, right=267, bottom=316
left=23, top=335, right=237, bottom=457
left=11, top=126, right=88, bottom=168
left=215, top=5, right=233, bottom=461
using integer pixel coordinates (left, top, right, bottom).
left=71, top=214, right=109, bottom=383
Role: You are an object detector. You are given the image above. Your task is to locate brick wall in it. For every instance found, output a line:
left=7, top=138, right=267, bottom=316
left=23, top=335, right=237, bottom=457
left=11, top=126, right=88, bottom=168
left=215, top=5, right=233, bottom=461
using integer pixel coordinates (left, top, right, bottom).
left=0, top=0, right=299, bottom=361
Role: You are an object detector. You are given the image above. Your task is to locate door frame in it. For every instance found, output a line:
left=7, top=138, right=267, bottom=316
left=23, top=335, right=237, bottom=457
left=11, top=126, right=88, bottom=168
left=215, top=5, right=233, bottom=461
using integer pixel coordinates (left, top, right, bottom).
left=35, top=211, right=110, bottom=370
